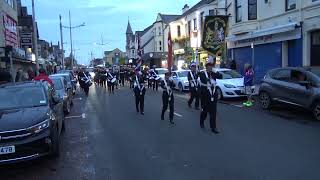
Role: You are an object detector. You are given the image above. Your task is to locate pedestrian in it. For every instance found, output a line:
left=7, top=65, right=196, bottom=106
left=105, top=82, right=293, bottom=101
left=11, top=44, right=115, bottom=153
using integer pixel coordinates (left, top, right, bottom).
left=243, top=64, right=254, bottom=107
left=101, top=68, right=107, bottom=88
left=78, top=67, right=92, bottom=96
left=120, top=67, right=125, bottom=87
left=199, top=56, right=222, bottom=134
left=27, top=68, right=35, bottom=80
left=160, top=72, right=176, bottom=124
left=188, top=62, right=200, bottom=110
left=33, top=68, right=53, bottom=86
left=106, top=69, right=115, bottom=94
left=134, top=70, right=146, bottom=115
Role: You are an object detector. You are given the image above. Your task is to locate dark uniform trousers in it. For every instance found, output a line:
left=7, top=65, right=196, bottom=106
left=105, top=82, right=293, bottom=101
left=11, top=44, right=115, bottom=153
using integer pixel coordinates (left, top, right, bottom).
left=188, top=87, right=200, bottom=108
left=134, top=88, right=145, bottom=112
left=200, top=89, right=218, bottom=129
left=161, top=91, right=174, bottom=120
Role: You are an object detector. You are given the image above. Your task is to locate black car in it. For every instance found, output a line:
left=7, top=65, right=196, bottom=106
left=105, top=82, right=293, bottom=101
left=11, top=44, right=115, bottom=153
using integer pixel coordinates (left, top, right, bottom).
left=259, top=67, right=320, bottom=120
left=0, top=81, right=65, bottom=164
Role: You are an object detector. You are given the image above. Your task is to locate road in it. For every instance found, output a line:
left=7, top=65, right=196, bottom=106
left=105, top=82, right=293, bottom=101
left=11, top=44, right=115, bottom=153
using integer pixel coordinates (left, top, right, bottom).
left=1, top=84, right=320, bottom=180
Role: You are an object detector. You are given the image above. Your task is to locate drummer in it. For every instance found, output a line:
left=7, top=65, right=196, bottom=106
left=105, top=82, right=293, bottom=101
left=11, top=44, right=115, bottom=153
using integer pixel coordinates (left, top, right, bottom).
left=106, top=68, right=115, bottom=94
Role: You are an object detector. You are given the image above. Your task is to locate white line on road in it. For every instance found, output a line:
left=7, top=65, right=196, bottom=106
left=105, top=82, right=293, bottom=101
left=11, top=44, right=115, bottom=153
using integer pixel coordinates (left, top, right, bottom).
left=82, top=113, right=86, bottom=119
left=73, top=97, right=82, bottom=101
left=174, top=112, right=183, bottom=117
left=231, top=104, right=244, bottom=108
left=65, top=115, right=83, bottom=119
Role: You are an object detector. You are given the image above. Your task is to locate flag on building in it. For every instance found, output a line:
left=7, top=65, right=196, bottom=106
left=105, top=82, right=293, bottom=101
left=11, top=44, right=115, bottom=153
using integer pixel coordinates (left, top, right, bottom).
left=135, top=34, right=142, bottom=71
left=167, top=28, right=173, bottom=73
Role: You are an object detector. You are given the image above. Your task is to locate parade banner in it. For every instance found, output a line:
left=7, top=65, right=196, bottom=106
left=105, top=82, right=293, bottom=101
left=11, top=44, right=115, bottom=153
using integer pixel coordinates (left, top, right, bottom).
left=202, top=16, right=228, bottom=55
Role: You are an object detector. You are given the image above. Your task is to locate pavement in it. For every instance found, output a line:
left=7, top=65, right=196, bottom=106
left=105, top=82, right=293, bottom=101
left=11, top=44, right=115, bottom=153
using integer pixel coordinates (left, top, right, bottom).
left=1, top=84, right=320, bottom=180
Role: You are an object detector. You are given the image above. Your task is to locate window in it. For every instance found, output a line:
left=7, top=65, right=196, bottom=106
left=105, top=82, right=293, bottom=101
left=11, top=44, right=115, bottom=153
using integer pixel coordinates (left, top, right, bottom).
left=235, top=0, right=242, bottom=22
left=159, top=41, right=162, bottom=46
left=312, top=31, right=320, bottom=45
left=209, top=9, right=216, bottom=16
left=291, top=70, right=307, bottom=83
left=132, top=50, right=135, bottom=55
left=158, top=27, right=162, bottom=35
left=312, top=0, right=319, bottom=2
left=286, top=0, right=296, bottom=11
left=177, top=25, right=181, bottom=37
left=5, top=0, right=15, bottom=9
left=272, top=69, right=291, bottom=81
left=248, top=0, right=257, bottom=20
left=188, top=21, right=191, bottom=36
left=193, top=19, right=197, bottom=30
left=200, top=12, right=204, bottom=30
left=159, top=47, right=162, bottom=51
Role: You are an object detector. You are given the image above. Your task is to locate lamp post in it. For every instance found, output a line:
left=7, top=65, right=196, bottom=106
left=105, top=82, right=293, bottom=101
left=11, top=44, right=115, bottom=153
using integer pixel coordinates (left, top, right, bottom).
left=62, top=11, right=85, bottom=70
left=32, top=0, right=39, bottom=75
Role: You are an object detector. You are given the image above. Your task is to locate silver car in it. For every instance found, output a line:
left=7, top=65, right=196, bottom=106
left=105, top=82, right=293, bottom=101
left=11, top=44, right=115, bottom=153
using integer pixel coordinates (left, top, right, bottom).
left=50, top=76, right=73, bottom=115
left=259, top=67, right=320, bottom=121
left=172, top=70, right=190, bottom=92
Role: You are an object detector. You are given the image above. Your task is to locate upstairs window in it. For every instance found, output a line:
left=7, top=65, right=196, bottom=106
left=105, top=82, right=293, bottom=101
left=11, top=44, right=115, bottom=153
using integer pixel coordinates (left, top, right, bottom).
left=235, top=0, right=242, bottom=22
left=286, top=0, right=296, bottom=11
left=193, top=19, right=197, bottom=31
left=177, top=25, right=181, bottom=37
left=188, top=21, right=191, bottom=36
left=248, top=0, right=257, bottom=20
left=200, top=12, right=204, bottom=30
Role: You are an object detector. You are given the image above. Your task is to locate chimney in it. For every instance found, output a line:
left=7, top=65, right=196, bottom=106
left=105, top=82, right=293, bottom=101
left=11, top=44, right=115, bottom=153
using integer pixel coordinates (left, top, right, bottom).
left=182, top=4, right=189, bottom=14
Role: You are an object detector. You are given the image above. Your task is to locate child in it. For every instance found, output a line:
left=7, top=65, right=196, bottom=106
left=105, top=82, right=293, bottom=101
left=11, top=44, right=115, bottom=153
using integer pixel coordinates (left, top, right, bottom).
left=243, top=65, right=254, bottom=107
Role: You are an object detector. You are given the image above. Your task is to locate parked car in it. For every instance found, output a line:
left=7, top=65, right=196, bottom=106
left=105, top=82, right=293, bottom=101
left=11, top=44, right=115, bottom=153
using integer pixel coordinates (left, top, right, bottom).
left=0, top=81, right=64, bottom=164
left=172, top=70, right=190, bottom=92
left=50, top=73, right=76, bottom=95
left=259, top=67, right=320, bottom=121
left=155, top=68, right=168, bottom=80
left=50, top=76, right=73, bottom=115
left=209, top=68, right=246, bottom=100
left=58, top=70, right=77, bottom=81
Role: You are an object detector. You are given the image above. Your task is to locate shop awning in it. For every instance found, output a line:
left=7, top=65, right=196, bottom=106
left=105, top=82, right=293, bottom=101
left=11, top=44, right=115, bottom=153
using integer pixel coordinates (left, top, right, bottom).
left=226, top=22, right=300, bottom=42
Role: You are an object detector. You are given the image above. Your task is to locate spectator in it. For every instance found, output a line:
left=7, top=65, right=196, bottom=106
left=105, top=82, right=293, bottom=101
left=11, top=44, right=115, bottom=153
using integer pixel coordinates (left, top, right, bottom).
left=33, top=68, right=53, bottom=85
left=243, top=64, right=254, bottom=107
left=27, top=68, right=35, bottom=80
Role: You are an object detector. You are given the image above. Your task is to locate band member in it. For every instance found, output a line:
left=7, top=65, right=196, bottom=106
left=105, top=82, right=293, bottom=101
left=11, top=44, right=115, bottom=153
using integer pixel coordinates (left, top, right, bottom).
left=129, top=67, right=135, bottom=89
left=160, top=72, right=175, bottom=124
left=134, top=70, right=146, bottom=115
left=119, top=67, right=125, bottom=87
left=78, top=67, right=92, bottom=96
left=188, top=63, right=200, bottom=110
left=199, top=57, right=222, bottom=134
left=101, top=68, right=107, bottom=88
left=150, top=66, right=159, bottom=91
left=106, top=69, right=115, bottom=94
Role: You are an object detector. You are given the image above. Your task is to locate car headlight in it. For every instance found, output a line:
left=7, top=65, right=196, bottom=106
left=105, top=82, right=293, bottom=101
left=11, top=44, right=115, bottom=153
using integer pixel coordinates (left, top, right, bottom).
left=184, top=81, right=189, bottom=84
left=224, top=84, right=236, bottom=88
left=27, top=119, right=50, bottom=134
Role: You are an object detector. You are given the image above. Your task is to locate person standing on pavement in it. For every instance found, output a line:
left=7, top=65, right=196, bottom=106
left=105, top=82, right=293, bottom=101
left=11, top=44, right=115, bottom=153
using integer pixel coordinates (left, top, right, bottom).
left=120, top=67, right=125, bottom=87
left=188, top=63, right=200, bottom=110
left=199, top=56, right=222, bottom=134
left=33, top=68, right=53, bottom=86
left=133, top=70, right=146, bottom=115
left=160, top=72, right=176, bottom=124
left=243, top=64, right=254, bottom=107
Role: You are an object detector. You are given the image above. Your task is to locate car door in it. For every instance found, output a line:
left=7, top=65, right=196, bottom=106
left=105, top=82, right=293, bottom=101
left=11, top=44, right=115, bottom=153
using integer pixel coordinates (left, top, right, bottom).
left=270, top=69, right=293, bottom=102
left=50, top=89, right=64, bottom=134
left=172, top=72, right=178, bottom=88
left=286, top=70, right=314, bottom=107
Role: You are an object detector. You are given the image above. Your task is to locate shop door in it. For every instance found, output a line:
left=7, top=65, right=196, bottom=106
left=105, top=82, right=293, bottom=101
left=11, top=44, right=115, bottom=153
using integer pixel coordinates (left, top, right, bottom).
left=311, top=30, right=320, bottom=66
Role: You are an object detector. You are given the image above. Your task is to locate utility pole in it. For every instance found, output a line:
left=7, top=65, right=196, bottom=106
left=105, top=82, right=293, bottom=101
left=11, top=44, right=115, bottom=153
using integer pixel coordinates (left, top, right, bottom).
left=69, top=10, right=74, bottom=69
left=59, top=15, right=65, bottom=70
left=32, top=0, right=39, bottom=75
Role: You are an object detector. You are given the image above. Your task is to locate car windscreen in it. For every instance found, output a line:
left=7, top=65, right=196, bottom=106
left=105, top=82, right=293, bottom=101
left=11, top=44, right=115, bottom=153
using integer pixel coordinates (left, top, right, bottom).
left=0, top=87, right=47, bottom=110
left=220, top=70, right=243, bottom=79
left=51, top=79, right=63, bottom=90
left=177, top=71, right=189, bottom=77
left=157, top=69, right=168, bottom=75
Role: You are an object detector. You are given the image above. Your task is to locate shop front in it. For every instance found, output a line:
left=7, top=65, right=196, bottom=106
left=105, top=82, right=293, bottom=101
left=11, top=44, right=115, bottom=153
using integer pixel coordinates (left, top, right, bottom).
left=227, top=23, right=302, bottom=82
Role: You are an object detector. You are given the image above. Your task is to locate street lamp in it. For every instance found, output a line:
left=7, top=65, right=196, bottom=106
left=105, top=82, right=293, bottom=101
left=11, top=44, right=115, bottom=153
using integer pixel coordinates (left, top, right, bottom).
left=62, top=10, right=85, bottom=69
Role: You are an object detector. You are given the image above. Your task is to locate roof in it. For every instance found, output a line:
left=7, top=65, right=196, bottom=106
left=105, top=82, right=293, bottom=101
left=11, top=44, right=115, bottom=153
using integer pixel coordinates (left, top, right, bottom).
left=126, top=21, right=133, bottom=34
left=0, top=81, right=43, bottom=88
left=182, top=0, right=215, bottom=16
left=141, top=25, right=153, bottom=36
left=104, top=51, right=113, bottom=56
left=159, top=14, right=181, bottom=24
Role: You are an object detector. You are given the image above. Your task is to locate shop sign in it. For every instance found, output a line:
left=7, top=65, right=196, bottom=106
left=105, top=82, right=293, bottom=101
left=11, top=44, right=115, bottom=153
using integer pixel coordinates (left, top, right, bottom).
left=3, top=14, right=17, bottom=47
left=202, top=16, right=228, bottom=54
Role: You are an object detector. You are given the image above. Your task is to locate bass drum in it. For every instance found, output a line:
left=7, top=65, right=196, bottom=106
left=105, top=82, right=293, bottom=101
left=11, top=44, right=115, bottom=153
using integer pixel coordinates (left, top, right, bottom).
left=111, top=78, right=117, bottom=83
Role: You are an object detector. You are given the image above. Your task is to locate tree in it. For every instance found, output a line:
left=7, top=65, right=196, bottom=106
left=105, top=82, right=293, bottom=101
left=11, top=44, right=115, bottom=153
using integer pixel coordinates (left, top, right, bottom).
left=119, top=57, right=126, bottom=65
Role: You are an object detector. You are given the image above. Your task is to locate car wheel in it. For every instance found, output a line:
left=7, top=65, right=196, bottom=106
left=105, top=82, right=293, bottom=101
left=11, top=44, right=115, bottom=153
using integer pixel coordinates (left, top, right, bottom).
left=259, top=91, right=272, bottom=109
left=312, top=101, right=320, bottom=121
left=217, top=88, right=223, bottom=100
left=178, top=83, right=183, bottom=92
left=51, top=126, right=60, bottom=157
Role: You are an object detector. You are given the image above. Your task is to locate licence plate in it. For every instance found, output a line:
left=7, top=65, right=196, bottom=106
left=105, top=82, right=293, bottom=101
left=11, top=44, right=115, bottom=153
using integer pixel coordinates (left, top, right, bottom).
left=0, top=146, right=15, bottom=155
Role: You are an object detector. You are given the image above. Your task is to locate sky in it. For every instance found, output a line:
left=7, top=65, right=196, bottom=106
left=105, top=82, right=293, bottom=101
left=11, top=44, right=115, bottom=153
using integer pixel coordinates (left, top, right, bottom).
left=21, top=0, right=200, bottom=65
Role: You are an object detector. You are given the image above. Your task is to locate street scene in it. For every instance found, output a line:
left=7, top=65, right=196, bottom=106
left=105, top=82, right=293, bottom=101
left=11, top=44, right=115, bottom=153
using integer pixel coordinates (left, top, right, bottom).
left=1, top=0, right=320, bottom=180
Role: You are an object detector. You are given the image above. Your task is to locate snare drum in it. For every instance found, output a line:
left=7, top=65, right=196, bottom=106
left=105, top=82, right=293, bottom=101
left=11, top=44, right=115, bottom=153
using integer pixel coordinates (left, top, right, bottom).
left=111, top=78, right=117, bottom=83
left=155, top=76, right=161, bottom=81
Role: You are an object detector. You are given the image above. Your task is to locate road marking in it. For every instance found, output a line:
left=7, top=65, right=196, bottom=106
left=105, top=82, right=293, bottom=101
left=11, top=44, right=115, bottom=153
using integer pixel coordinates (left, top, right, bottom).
left=82, top=113, right=86, bottom=119
left=174, top=112, right=183, bottom=117
left=73, top=97, right=82, bottom=101
left=65, top=115, right=83, bottom=119
left=231, top=104, right=244, bottom=108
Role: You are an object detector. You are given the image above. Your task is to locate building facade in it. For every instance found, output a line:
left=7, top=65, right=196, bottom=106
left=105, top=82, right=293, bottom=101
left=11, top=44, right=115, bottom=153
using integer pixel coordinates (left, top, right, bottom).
left=226, top=0, right=320, bottom=81
left=104, top=48, right=125, bottom=66
left=0, top=0, right=18, bottom=48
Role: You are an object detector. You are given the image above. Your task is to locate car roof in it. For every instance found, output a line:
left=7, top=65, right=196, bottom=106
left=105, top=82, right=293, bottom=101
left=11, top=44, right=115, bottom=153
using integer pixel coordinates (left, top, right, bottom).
left=173, top=70, right=190, bottom=72
left=49, top=76, right=64, bottom=80
left=50, top=73, right=70, bottom=77
left=155, top=68, right=168, bottom=70
left=0, top=81, right=45, bottom=89
left=213, top=68, right=232, bottom=72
